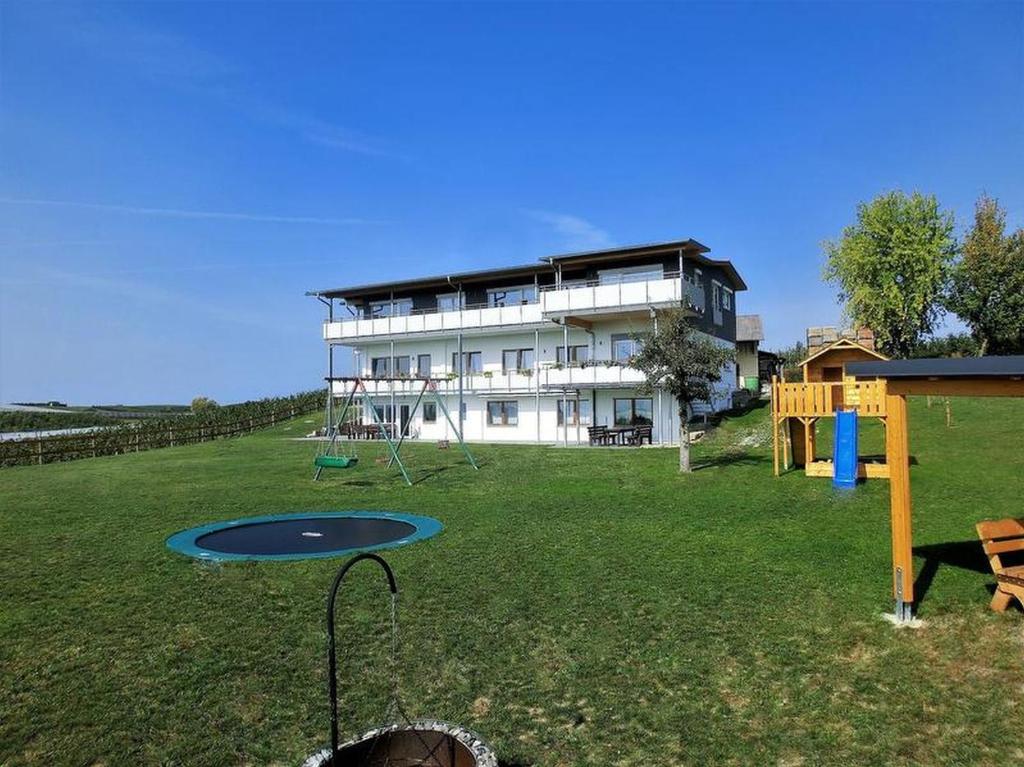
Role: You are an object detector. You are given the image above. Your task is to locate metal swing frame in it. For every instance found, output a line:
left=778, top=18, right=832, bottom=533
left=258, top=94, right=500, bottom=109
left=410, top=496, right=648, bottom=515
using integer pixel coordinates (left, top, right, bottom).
left=316, top=376, right=478, bottom=486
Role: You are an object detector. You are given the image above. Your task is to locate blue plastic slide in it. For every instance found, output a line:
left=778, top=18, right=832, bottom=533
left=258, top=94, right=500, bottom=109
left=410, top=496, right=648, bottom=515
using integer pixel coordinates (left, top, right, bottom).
left=832, top=409, right=859, bottom=489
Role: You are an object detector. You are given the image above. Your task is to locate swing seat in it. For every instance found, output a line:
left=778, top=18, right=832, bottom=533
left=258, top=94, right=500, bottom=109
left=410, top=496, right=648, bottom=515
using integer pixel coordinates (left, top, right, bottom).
left=314, top=455, right=359, bottom=469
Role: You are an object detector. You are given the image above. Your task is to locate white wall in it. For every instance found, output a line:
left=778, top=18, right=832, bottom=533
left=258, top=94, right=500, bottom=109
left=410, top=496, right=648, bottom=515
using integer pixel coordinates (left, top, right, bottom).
left=335, top=317, right=736, bottom=444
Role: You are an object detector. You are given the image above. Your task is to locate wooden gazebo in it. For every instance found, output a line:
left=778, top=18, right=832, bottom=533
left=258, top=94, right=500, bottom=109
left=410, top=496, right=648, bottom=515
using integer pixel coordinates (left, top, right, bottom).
left=846, top=356, right=1024, bottom=622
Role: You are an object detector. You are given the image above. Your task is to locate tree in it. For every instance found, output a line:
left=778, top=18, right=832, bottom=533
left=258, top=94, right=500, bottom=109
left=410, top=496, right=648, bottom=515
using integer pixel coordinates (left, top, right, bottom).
left=191, top=396, right=219, bottom=413
left=823, top=191, right=956, bottom=358
left=772, top=340, right=807, bottom=380
left=945, top=195, right=1024, bottom=355
left=910, top=333, right=980, bottom=359
left=631, top=309, right=735, bottom=473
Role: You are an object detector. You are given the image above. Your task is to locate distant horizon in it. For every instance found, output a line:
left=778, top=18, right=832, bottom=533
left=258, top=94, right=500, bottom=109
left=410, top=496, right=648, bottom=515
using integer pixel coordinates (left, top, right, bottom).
left=2, top=1, right=1020, bottom=404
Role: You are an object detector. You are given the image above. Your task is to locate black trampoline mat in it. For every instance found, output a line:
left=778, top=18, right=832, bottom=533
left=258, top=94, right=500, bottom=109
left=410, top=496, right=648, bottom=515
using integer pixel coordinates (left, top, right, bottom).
left=195, top=517, right=417, bottom=555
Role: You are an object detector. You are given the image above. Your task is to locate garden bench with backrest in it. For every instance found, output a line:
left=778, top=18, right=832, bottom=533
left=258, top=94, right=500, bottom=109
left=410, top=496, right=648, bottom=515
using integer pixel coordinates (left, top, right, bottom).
left=976, top=518, right=1024, bottom=612
left=587, top=425, right=611, bottom=446
left=624, top=425, right=653, bottom=446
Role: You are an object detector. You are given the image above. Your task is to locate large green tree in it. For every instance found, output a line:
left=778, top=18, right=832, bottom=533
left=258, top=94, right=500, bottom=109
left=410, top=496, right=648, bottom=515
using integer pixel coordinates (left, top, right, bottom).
left=945, top=195, right=1024, bottom=355
left=823, top=191, right=956, bottom=358
left=632, top=309, right=734, bottom=473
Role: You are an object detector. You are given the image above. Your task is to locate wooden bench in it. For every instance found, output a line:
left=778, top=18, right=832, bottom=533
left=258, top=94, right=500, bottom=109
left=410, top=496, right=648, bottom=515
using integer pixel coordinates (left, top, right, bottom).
left=587, top=426, right=611, bottom=446
left=976, top=518, right=1024, bottom=612
left=624, top=425, right=653, bottom=446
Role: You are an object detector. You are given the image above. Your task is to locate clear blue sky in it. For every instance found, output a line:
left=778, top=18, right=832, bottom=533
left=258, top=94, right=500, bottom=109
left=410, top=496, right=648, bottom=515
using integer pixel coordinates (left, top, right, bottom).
left=1, top=2, right=1021, bottom=405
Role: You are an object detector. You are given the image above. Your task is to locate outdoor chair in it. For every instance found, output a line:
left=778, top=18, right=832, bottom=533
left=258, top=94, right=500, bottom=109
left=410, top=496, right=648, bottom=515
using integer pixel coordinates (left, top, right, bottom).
left=976, top=518, right=1024, bottom=612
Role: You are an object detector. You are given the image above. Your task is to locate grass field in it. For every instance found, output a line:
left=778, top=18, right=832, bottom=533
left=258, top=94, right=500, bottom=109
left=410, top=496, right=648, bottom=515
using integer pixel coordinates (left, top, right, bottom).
left=2, top=398, right=1023, bottom=766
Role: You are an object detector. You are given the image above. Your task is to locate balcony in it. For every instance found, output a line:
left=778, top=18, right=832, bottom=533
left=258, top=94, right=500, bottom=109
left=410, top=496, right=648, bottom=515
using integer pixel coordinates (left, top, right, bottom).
left=324, top=302, right=545, bottom=342
left=539, top=363, right=646, bottom=389
left=322, top=272, right=704, bottom=342
left=332, top=363, right=647, bottom=397
left=539, top=272, right=705, bottom=318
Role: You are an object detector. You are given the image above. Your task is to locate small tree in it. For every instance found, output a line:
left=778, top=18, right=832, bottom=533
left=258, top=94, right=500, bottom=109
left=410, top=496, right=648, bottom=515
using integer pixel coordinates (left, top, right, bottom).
left=945, top=195, right=1024, bottom=355
left=631, top=309, right=735, bottom=473
left=191, top=396, right=219, bottom=413
left=823, top=191, right=956, bottom=358
left=773, top=340, right=808, bottom=380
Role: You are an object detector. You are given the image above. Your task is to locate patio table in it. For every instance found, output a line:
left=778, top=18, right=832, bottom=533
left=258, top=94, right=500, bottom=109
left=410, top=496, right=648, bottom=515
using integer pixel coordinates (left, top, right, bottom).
left=606, top=426, right=638, bottom=446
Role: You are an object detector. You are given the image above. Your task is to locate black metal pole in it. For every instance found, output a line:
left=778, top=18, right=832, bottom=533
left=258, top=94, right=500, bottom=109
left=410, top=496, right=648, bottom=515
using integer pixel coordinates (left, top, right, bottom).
left=326, top=553, right=398, bottom=759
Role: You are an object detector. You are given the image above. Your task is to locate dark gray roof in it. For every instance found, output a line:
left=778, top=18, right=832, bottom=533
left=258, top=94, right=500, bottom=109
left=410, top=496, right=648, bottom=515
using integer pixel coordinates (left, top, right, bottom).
left=847, top=356, right=1024, bottom=379
left=736, top=315, right=763, bottom=342
left=307, top=238, right=747, bottom=299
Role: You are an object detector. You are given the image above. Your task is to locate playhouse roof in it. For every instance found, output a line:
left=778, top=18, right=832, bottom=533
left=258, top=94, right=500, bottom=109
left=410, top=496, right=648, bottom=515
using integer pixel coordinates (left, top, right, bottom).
left=797, top=337, right=888, bottom=368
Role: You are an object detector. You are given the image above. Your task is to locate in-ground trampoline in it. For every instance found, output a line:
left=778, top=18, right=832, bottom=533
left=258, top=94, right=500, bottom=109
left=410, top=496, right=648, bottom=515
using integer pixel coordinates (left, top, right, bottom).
left=166, top=511, right=442, bottom=562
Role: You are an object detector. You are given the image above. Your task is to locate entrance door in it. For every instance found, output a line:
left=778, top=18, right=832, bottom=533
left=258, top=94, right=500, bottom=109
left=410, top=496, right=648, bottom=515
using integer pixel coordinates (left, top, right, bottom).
left=400, top=405, right=411, bottom=434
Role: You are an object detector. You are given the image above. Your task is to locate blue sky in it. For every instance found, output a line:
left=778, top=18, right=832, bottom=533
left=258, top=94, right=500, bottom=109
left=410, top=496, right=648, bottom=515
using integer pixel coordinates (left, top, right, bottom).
left=1, top=2, right=1021, bottom=404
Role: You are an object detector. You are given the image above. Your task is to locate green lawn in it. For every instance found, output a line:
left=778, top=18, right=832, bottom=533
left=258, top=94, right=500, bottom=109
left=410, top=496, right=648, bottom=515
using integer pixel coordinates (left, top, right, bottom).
left=2, top=398, right=1023, bottom=766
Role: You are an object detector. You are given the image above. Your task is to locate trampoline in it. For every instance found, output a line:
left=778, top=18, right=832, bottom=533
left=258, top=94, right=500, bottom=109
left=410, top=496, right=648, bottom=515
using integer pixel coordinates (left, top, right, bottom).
left=166, top=511, right=442, bottom=562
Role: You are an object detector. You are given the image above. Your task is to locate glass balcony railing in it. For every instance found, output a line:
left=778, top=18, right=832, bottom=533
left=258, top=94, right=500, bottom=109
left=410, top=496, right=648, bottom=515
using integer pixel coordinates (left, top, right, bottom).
left=323, top=272, right=703, bottom=340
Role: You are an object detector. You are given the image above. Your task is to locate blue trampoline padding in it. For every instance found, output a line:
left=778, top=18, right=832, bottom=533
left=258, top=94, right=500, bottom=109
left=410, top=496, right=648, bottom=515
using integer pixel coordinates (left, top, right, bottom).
left=166, top=511, right=442, bottom=562
left=832, top=410, right=859, bottom=489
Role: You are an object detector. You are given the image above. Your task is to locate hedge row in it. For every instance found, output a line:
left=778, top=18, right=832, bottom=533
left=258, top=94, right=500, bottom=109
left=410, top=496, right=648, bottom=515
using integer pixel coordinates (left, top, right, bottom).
left=0, top=390, right=325, bottom=468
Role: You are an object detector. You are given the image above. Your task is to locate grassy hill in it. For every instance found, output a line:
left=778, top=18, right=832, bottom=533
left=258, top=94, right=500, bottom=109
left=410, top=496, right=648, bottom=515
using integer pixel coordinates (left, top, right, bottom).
left=1, top=399, right=1022, bottom=766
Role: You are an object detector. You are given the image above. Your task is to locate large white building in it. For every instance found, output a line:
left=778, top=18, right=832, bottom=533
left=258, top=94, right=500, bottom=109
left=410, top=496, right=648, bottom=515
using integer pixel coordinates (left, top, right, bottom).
left=309, top=239, right=747, bottom=445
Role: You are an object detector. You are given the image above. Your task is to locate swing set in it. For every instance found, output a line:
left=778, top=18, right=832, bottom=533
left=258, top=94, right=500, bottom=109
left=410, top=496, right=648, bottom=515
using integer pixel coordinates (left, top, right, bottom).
left=313, top=376, right=478, bottom=486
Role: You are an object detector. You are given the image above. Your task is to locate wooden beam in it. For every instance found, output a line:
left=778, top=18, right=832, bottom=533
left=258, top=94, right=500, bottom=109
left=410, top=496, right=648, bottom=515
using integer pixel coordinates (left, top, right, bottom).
left=887, top=378, right=1024, bottom=398
left=885, top=392, right=914, bottom=614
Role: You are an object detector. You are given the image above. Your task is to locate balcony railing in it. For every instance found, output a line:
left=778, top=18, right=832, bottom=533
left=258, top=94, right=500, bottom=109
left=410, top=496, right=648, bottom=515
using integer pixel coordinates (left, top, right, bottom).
left=324, top=302, right=544, bottom=341
left=332, top=363, right=647, bottom=396
left=323, top=272, right=704, bottom=341
left=539, top=271, right=705, bottom=316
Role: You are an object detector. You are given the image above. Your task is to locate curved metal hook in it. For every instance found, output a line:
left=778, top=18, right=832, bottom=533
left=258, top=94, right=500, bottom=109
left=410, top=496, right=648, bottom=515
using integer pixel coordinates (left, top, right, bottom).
left=326, top=553, right=398, bottom=758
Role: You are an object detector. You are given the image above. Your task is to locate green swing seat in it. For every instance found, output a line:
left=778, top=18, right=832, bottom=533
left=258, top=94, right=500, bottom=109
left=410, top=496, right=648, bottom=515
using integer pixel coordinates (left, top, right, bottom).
left=314, top=455, right=359, bottom=469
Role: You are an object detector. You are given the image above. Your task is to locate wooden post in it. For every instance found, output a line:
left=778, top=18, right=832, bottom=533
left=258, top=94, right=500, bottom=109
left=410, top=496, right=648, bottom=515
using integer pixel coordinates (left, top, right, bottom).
left=36, top=440, right=43, bottom=466
left=771, top=376, right=780, bottom=476
left=885, top=392, right=914, bottom=620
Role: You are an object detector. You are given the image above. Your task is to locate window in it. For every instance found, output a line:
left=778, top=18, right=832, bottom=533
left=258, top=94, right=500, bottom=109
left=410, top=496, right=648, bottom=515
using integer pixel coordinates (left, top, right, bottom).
left=722, top=287, right=733, bottom=310
left=487, top=285, right=537, bottom=307
left=369, top=298, right=413, bottom=317
left=502, top=348, right=535, bottom=373
left=597, top=264, right=664, bottom=285
left=417, top=354, right=431, bottom=378
left=558, top=399, right=592, bottom=426
left=556, top=345, right=590, bottom=366
left=370, top=357, right=390, bottom=377
left=394, top=356, right=411, bottom=377
left=487, top=400, right=518, bottom=426
left=712, top=281, right=722, bottom=309
left=694, top=268, right=703, bottom=286
left=436, top=293, right=464, bottom=312
left=614, top=398, right=653, bottom=426
left=373, top=404, right=395, bottom=424
left=611, top=334, right=642, bottom=364
left=423, top=402, right=437, bottom=423
left=451, top=351, right=482, bottom=374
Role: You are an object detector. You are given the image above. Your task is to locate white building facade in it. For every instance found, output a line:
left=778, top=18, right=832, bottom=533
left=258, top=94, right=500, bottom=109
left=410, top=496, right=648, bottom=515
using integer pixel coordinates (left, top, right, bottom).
left=310, top=240, right=747, bottom=445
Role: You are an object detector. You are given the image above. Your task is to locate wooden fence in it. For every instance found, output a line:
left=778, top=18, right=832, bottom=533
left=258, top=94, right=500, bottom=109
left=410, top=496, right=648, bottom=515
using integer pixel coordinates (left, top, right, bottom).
left=0, top=403, right=321, bottom=468
left=772, top=379, right=887, bottom=419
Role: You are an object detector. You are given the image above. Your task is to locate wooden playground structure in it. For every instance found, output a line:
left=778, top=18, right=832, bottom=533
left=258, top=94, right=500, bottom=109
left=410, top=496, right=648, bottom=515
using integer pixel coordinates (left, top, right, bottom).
left=771, top=337, right=890, bottom=479
left=843, top=355, right=1024, bottom=621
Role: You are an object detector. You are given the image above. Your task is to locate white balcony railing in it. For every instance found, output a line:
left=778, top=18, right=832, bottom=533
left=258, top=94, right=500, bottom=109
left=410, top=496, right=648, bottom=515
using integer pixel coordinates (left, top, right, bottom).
left=323, top=273, right=705, bottom=341
left=331, top=364, right=647, bottom=397
left=324, top=302, right=544, bottom=341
